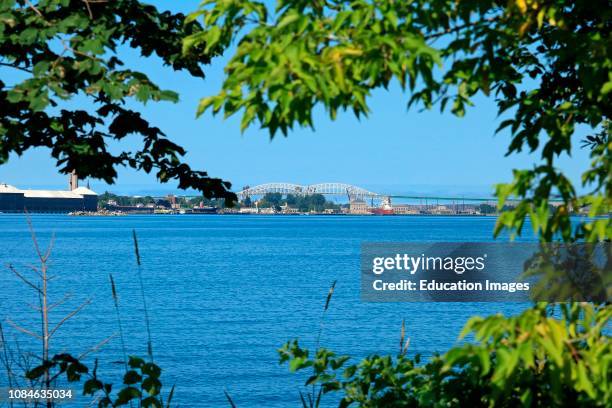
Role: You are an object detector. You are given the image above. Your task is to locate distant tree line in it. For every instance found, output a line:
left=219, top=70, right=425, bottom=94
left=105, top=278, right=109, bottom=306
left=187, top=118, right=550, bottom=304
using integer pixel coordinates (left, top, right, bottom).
left=98, top=192, right=156, bottom=207
left=255, top=193, right=341, bottom=212
left=98, top=192, right=223, bottom=209
left=477, top=204, right=519, bottom=214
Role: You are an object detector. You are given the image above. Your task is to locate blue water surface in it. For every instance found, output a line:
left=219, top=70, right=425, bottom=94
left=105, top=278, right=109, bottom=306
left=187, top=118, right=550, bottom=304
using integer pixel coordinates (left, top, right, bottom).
left=0, top=215, right=535, bottom=407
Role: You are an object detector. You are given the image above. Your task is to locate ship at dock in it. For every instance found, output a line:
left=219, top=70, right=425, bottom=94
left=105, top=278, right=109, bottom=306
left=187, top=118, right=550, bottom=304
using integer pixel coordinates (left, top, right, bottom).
left=370, top=197, right=395, bottom=215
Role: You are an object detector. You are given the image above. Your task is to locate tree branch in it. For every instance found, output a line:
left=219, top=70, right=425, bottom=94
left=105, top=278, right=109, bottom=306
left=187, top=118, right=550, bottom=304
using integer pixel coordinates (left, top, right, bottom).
left=24, top=0, right=43, bottom=18
left=82, top=0, right=93, bottom=19
left=48, top=293, right=73, bottom=312
left=25, top=215, right=45, bottom=264
left=0, top=62, right=33, bottom=74
left=6, top=264, right=42, bottom=294
left=5, top=319, right=42, bottom=340
left=43, top=233, right=55, bottom=263
left=78, top=333, right=117, bottom=360
left=49, top=298, right=92, bottom=339
left=424, top=16, right=499, bottom=40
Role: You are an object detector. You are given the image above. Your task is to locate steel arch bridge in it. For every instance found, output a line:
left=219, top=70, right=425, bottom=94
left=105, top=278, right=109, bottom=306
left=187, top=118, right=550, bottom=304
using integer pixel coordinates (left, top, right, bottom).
left=236, top=183, right=380, bottom=201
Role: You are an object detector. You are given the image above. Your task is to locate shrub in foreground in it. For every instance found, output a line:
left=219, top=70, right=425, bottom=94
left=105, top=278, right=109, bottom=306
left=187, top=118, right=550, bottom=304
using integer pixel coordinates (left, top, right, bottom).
left=279, top=303, right=611, bottom=407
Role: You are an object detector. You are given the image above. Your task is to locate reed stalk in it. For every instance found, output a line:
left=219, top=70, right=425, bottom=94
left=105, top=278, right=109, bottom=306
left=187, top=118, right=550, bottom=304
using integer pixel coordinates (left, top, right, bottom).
left=305, top=280, right=337, bottom=408
left=109, top=274, right=128, bottom=372
left=132, top=229, right=154, bottom=361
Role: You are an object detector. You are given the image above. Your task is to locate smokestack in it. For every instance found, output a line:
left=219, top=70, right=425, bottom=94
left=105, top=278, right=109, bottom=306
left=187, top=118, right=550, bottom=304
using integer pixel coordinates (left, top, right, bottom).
left=69, top=170, right=78, bottom=190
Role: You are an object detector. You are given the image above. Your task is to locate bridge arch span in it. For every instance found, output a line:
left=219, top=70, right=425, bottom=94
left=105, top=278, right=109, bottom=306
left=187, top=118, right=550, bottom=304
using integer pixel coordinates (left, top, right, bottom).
left=237, top=183, right=304, bottom=197
left=236, top=183, right=380, bottom=200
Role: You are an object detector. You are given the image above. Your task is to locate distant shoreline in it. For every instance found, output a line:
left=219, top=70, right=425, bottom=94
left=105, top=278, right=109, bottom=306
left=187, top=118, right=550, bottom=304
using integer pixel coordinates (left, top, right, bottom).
left=0, top=211, right=499, bottom=217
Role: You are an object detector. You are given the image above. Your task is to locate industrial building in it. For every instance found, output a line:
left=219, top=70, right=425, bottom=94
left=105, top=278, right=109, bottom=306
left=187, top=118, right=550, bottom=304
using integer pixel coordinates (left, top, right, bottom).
left=0, top=175, right=98, bottom=213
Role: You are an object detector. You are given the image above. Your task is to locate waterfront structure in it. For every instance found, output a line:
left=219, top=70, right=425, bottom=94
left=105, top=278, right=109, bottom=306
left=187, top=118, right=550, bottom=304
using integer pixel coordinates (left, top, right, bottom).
left=238, top=207, right=259, bottom=214
left=428, top=205, right=454, bottom=215
left=349, top=200, right=369, bottom=214
left=103, top=204, right=155, bottom=214
left=280, top=204, right=299, bottom=214
left=392, top=204, right=420, bottom=215
left=0, top=179, right=98, bottom=213
left=191, top=206, right=218, bottom=214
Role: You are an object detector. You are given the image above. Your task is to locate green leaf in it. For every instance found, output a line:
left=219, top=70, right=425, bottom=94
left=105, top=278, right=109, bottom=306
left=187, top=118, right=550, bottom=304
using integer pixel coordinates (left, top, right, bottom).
left=128, top=356, right=145, bottom=369
left=204, top=26, right=222, bottom=53
left=142, top=362, right=162, bottom=378
left=116, top=386, right=141, bottom=404
left=142, top=377, right=162, bottom=396
left=196, top=96, right=215, bottom=117
left=601, top=80, right=612, bottom=95
left=83, top=378, right=103, bottom=395
left=289, top=356, right=312, bottom=372
left=277, top=11, right=299, bottom=29
left=123, top=370, right=142, bottom=385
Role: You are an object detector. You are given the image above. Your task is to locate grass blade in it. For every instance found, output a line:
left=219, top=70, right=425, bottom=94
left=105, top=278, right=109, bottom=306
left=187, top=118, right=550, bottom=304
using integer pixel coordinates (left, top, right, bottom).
left=224, top=388, right=237, bottom=408
left=324, top=280, right=337, bottom=312
left=109, top=274, right=128, bottom=371
left=133, top=230, right=153, bottom=361
left=165, top=384, right=175, bottom=407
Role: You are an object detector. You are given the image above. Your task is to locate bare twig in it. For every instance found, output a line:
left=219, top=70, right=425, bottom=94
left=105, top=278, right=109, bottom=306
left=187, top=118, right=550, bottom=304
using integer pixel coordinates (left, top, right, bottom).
left=82, top=0, right=93, bottom=18
left=24, top=0, right=43, bottom=17
left=25, top=215, right=44, bottom=261
left=5, top=319, right=42, bottom=340
left=48, top=333, right=117, bottom=385
left=48, top=293, right=73, bottom=312
left=49, top=298, right=92, bottom=338
left=43, top=233, right=55, bottom=263
left=6, top=264, right=42, bottom=294
left=78, top=333, right=118, bottom=361
left=80, top=0, right=110, bottom=19
left=26, top=264, right=43, bottom=279
left=60, top=39, right=103, bottom=62
left=26, top=302, right=42, bottom=312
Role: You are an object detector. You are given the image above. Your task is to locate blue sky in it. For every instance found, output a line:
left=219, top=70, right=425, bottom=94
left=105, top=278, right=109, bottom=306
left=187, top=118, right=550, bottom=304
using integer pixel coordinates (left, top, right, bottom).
left=0, top=1, right=593, bottom=197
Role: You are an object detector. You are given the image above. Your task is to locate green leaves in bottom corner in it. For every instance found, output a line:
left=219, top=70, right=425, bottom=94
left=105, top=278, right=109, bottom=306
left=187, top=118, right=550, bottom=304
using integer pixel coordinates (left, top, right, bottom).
left=279, top=303, right=611, bottom=407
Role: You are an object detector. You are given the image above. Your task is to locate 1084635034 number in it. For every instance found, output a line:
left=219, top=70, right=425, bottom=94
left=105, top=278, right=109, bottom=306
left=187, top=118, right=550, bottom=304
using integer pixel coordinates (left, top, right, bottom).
left=2, top=388, right=74, bottom=402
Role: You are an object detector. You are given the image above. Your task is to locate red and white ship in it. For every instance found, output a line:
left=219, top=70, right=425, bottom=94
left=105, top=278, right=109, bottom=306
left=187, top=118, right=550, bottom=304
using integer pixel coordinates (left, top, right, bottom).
left=370, top=197, right=394, bottom=215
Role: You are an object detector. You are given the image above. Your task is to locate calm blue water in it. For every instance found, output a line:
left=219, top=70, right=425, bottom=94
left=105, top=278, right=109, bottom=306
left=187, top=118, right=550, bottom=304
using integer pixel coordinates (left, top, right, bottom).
left=0, top=215, right=535, bottom=407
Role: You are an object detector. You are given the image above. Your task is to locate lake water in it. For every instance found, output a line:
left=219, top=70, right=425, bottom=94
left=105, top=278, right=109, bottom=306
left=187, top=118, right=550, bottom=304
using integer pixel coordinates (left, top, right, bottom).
left=0, top=215, right=535, bottom=407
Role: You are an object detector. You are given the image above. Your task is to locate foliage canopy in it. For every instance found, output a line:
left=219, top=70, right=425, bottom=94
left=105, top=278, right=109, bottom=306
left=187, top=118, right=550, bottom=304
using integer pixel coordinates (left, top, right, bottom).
left=0, top=0, right=236, bottom=202
left=186, top=0, right=611, bottom=239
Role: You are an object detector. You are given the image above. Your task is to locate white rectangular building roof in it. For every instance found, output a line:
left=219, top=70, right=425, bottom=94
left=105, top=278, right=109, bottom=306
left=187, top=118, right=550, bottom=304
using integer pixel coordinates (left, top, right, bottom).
left=21, top=190, right=84, bottom=199
left=0, top=183, right=97, bottom=198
